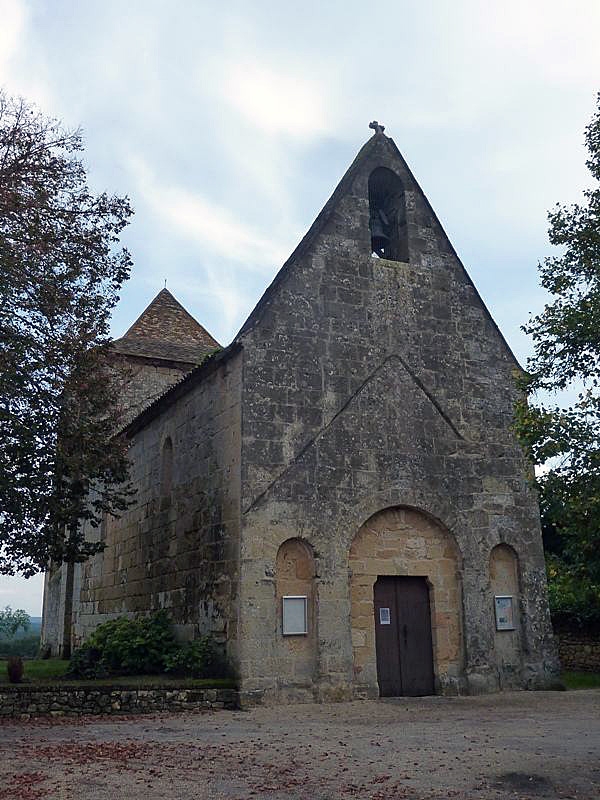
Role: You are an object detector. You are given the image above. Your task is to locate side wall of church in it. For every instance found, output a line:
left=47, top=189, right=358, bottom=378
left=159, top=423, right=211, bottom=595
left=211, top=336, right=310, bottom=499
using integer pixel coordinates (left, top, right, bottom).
left=40, top=358, right=194, bottom=657
left=61, top=351, right=242, bottom=661
left=236, top=136, right=558, bottom=703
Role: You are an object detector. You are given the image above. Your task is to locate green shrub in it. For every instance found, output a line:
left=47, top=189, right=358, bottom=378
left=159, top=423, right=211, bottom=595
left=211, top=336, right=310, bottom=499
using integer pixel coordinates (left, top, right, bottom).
left=547, top=557, right=600, bottom=629
left=87, top=610, right=177, bottom=675
left=66, top=612, right=229, bottom=679
left=65, top=645, right=108, bottom=679
left=164, top=636, right=228, bottom=678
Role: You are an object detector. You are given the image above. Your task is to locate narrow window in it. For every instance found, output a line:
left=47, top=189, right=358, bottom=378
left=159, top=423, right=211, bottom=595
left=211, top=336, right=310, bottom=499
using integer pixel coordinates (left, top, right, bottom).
left=368, top=167, right=408, bottom=262
left=160, top=437, right=173, bottom=501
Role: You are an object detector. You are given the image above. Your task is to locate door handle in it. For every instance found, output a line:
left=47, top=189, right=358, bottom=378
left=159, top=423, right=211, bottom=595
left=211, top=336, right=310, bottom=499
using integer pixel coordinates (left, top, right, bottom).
left=402, top=623, right=408, bottom=646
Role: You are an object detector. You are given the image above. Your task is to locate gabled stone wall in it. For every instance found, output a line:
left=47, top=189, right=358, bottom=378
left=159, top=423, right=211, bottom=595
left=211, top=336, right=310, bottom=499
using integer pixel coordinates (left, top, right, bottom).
left=236, top=133, right=558, bottom=702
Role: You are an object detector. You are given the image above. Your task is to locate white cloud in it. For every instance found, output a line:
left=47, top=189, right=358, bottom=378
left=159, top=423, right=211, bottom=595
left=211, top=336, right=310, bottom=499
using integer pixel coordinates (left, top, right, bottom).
left=222, top=59, right=333, bottom=140
left=124, top=155, right=298, bottom=333
left=0, top=0, right=26, bottom=76
left=0, top=573, right=44, bottom=616
left=178, top=272, right=249, bottom=340
left=163, top=184, right=286, bottom=266
left=480, top=1, right=600, bottom=86
left=0, top=0, right=54, bottom=110
left=129, top=155, right=291, bottom=268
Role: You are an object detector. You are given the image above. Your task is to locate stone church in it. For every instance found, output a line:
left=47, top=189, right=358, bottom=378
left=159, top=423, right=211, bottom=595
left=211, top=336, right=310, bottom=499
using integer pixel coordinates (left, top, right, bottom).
left=42, top=126, right=559, bottom=703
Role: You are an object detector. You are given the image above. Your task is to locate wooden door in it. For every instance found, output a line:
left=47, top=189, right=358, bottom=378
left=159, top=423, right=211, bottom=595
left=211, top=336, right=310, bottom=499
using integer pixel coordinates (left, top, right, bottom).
left=374, top=576, right=435, bottom=697
left=373, top=576, right=403, bottom=696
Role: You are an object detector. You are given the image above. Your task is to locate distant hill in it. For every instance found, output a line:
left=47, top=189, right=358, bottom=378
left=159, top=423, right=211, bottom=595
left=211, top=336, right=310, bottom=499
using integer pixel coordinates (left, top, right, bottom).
left=0, top=616, right=41, bottom=640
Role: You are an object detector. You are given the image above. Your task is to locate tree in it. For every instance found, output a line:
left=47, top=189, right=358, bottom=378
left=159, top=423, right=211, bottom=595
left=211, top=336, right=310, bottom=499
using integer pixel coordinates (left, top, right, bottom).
left=0, top=606, right=30, bottom=638
left=0, top=92, right=134, bottom=577
left=516, top=93, right=600, bottom=624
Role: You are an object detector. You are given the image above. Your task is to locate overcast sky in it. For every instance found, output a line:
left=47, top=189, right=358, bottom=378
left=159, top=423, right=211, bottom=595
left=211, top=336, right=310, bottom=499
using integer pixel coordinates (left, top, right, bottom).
left=1, top=0, right=599, bottom=615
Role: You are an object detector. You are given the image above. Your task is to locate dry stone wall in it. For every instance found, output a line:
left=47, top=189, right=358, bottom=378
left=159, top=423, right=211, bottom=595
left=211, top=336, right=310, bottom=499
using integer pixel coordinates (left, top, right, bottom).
left=0, top=685, right=239, bottom=719
left=556, top=629, right=600, bottom=672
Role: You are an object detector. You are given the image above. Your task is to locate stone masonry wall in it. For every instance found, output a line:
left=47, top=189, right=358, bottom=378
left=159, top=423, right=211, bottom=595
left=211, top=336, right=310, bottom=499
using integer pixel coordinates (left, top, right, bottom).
left=70, top=351, right=242, bottom=664
left=0, top=685, right=239, bottom=719
left=111, top=354, right=192, bottom=426
left=556, top=630, right=600, bottom=672
left=236, top=133, right=558, bottom=702
left=274, top=539, right=318, bottom=702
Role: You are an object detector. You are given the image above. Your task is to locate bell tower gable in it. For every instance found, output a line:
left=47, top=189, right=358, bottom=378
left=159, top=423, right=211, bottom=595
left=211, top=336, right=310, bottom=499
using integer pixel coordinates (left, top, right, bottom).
left=237, top=126, right=517, bottom=372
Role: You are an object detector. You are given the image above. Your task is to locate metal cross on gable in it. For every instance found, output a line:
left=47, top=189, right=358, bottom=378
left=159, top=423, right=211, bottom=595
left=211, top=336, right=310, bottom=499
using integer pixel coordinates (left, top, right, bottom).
left=369, top=120, right=385, bottom=134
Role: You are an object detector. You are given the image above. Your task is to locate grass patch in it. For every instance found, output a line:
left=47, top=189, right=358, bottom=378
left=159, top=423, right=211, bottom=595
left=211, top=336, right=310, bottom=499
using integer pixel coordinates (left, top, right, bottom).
left=0, top=658, right=70, bottom=683
left=561, top=671, right=600, bottom=690
left=0, top=659, right=236, bottom=689
left=55, top=676, right=237, bottom=689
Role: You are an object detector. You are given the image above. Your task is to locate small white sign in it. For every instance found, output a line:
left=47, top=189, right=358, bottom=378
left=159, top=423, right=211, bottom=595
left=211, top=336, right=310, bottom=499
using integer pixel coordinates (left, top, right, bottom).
left=379, top=607, right=391, bottom=625
left=494, top=595, right=515, bottom=631
left=282, top=596, right=308, bottom=635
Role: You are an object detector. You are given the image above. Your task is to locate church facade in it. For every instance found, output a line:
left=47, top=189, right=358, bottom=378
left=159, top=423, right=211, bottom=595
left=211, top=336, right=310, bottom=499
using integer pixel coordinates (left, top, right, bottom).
left=42, top=128, right=559, bottom=702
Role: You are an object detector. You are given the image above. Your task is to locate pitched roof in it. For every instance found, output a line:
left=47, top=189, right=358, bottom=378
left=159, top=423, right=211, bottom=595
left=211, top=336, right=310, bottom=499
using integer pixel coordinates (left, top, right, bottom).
left=120, top=128, right=523, bottom=438
left=234, top=130, right=520, bottom=370
left=112, top=288, right=220, bottom=364
left=235, top=133, right=379, bottom=339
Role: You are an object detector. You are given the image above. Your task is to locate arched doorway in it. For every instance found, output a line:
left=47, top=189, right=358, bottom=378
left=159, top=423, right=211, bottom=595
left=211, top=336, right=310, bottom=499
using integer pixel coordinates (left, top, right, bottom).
left=349, top=507, right=463, bottom=697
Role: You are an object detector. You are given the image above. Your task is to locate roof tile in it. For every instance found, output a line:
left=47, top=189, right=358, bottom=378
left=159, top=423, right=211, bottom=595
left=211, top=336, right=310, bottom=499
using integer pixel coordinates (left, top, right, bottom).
left=113, top=288, right=220, bottom=364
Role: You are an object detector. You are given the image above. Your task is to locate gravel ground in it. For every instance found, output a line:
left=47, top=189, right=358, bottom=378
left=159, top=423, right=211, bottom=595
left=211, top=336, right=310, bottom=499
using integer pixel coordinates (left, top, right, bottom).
left=0, top=689, right=598, bottom=799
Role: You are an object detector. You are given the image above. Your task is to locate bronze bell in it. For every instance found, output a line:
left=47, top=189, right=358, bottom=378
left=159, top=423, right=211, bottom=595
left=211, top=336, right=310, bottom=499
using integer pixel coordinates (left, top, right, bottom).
left=370, top=214, right=390, bottom=256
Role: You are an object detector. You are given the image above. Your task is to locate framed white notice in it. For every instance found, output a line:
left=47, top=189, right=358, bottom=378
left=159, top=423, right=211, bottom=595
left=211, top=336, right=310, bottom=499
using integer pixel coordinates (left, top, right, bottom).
left=494, top=595, right=515, bottom=631
left=379, top=607, right=391, bottom=625
left=282, top=596, right=308, bottom=635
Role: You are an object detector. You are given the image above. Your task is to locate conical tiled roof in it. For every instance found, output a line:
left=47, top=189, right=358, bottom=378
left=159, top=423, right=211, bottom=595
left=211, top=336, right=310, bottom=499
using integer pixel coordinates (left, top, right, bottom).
left=112, top=288, right=220, bottom=364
